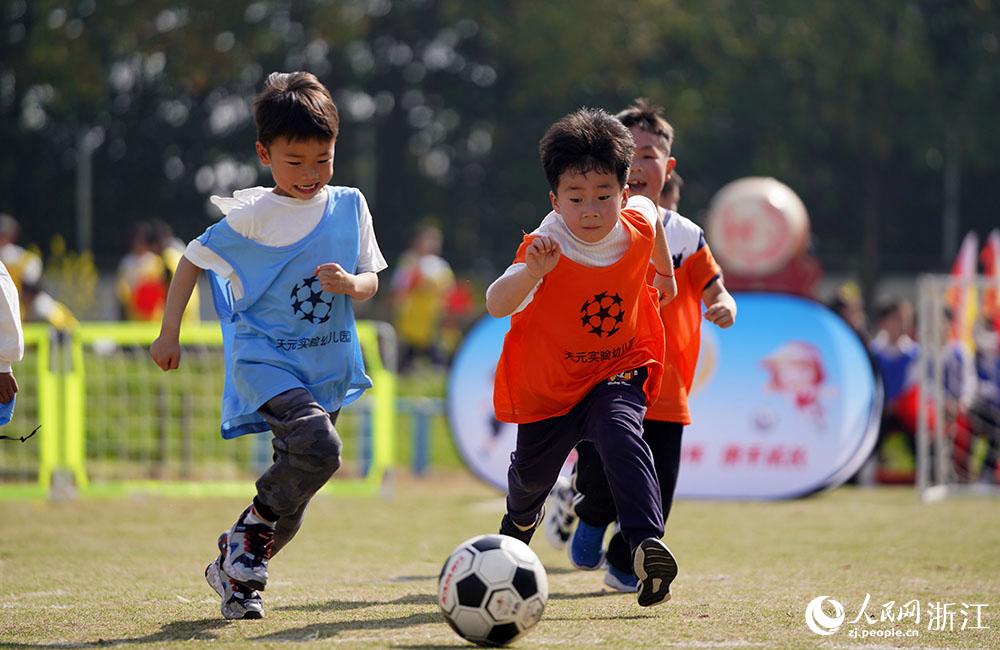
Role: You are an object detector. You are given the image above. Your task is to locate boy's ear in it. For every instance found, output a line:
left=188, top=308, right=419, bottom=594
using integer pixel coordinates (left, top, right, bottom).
left=620, top=184, right=630, bottom=209
left=255, top=141, right=271, bottom=166
left=664, top=157, right=677, bottom=179
left=549, top=190, right=559, bottom=213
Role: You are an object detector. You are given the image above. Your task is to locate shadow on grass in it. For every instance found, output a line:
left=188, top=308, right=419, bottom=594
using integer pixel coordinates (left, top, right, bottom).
left=276, top=593, right=438, bottom=612
left=544, top=614, right=654, bottom=621
left=0, top=617, right=229, bottom=648
left=1, top=607, right=449, bottom=647
left=548, top=589, right=630, bottom=600
left=389, top=574, right=437, bottom=582
left=541, top=566, right=580, bottom=575
left=252, top=610, right=442, bottom=642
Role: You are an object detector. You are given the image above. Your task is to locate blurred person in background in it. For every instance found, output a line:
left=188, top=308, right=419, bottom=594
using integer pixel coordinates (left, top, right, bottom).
left=871, top=299, right=919, bottom=409
left=865, top=299, right=920, bottom=482
left=116, top=222, right=167, bottom=321
left=829, top=281, right=869, bottom=343
left=968, top=317, right=999, bottom=483
left=659, top=170, right=683, bottom=213
left=390, top=222, right=455, bottom=371
left=0, top=214, right=43, bottom=316
left=21, top=283, right=78, bottom=332
left=440, top=277, right=477, bottom=360
left=0, top=213, right=77, bottom=331
left=151, top=220, right=199, bottom=322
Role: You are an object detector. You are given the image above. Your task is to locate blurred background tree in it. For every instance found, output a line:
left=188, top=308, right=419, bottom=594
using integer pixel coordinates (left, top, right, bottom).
left=2, top=0, right=998, bottom=310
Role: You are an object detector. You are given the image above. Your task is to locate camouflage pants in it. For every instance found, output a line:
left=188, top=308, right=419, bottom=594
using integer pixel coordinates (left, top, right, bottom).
left=254, top=388, right=342, bottom=556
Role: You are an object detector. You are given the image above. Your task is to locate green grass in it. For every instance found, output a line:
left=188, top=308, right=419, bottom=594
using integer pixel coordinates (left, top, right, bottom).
left=2, top=476, right=999, bottom=649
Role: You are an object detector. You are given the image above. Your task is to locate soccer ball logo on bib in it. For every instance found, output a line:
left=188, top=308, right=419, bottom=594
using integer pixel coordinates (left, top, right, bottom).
left=290, top=276, right=335, bottom=324
left=580, top=291, right=625, bottom=338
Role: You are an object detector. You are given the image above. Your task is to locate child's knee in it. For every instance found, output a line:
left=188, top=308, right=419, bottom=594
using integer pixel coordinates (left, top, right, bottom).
left=309, top=432, right=342, bottom=475
left=288, top=421, right=342, bottom=476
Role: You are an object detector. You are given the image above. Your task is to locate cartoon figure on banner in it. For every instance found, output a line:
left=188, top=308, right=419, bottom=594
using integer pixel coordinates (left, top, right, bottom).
left=760, top=341, right=829, bottom=430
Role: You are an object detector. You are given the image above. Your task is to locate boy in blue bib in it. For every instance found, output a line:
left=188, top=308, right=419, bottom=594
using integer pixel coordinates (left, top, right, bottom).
left=150, top=72, right=387, bottom=620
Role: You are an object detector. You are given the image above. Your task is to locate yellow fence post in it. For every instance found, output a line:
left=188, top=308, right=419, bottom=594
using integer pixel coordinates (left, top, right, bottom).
left=356, top=322, right=396, bottom=491
left=21, top=325, right=59, bottom=491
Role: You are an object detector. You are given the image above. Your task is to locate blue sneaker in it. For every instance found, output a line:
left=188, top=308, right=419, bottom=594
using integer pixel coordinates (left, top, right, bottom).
left=604, top=563, right=638, bottom=592
left=569, top=520, right=606, bottom=570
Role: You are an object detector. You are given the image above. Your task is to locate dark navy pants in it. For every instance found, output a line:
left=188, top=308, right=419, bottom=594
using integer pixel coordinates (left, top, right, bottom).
left=575, top=419, right=684, bottom=574
left=505, top=367, right=664, bottom=552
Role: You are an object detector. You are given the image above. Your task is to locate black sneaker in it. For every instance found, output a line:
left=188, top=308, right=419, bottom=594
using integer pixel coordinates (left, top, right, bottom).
left=633, top=538, right=678, bottom=607
left=499, top=506, right=544, bottom=545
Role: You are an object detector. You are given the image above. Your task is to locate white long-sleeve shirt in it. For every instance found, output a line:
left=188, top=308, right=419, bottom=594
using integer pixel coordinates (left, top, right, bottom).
left=0, top=262, right=24, bottom=373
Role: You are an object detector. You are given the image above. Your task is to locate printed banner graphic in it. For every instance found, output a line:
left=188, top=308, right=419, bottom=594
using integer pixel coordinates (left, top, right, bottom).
left=447, top=293, right=881, bottom=498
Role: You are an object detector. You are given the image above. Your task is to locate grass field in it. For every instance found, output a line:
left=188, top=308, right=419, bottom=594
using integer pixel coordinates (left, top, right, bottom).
left=1, top=474, right=999, bottom=649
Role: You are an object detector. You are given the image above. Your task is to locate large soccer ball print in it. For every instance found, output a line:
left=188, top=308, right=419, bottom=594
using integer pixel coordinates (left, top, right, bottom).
left=290, top=275, right=335, bottom=325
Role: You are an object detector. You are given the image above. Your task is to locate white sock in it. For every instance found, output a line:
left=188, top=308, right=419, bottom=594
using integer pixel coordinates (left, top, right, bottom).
left=245, top=507, right=275, bottom=527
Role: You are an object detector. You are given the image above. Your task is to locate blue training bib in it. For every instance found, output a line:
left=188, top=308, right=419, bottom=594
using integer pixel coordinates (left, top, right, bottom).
left=200, top=187, right=372, bottom=438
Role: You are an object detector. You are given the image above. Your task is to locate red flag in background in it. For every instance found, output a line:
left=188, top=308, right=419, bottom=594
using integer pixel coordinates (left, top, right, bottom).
left=948, top=231, right=979, bottom=353
left=981, top=228, right=1000, bottom=340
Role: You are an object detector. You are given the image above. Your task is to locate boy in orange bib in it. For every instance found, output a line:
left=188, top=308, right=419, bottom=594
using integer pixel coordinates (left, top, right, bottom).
left=487, top=108, right=679, bottom=608
left=554, top=99, right=737, bottom=594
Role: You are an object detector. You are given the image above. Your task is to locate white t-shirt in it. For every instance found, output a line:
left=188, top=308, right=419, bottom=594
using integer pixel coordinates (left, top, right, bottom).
left=488, top=195, right=658, bottom=314
left=0, top=262, right=23, bottom=373
left=185, top=186, right=387, bottom=300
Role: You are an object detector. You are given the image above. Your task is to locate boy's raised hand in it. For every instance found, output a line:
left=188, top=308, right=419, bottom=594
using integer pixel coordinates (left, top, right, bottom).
left=525, top=235, right=560, bottom=279
left=150, top=334, right=181, bottom=371
left=315, top=262, right=356, bottom=295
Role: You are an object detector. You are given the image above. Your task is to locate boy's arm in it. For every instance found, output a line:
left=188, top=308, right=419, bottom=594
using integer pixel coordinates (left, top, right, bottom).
left=150, top=256, right=201, bottom=371
left=650, top=217, right=677, bottom=305
left=315, top=264, right=379, bottom=301
left=0, top=265, right=22, bottom=403
left=486, top=235, right=560, bottom=317
left=703, top=278, right=737, bottom=328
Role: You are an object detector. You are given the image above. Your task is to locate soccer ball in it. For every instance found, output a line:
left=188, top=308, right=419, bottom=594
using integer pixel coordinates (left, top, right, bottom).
left=438, top=534, right=548, bottom=646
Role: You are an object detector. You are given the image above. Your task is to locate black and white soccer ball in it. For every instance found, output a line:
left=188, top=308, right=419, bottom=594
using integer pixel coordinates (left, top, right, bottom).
left=438, top=534, right=548, bottom=646
left=290, top=275, right=335, bottom=324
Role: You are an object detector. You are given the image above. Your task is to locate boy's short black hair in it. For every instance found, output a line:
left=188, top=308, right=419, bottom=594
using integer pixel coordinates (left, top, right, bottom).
left=616, top=98, right=674, bottom=156
left=539, top=108, right=634, bottom=193
left=254, top=71, right=339, bottom=147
